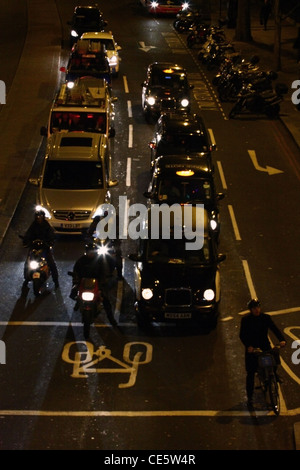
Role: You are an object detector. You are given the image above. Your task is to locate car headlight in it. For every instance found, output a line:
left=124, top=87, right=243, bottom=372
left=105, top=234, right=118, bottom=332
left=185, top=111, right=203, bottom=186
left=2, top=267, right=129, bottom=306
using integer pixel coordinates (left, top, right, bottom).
left=203, top=289, right=215, bottom=301
left=142, top=288, right=153, bottom=300
left=67, top=81, right=75, bottom=89
left=147, top=96, right=156, bottom=106
left=35, top=205, right=51, bottom=219
left=71, top=30, right=78, bottom=38
left=181, top=98, right=189, bottom=108
left=108, top=56, right=118, bottom=66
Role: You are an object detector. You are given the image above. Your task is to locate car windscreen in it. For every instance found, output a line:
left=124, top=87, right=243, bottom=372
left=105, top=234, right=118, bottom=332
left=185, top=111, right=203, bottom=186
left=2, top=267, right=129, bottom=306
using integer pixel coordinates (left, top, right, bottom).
left=74, top=10, right=100, bottom=27
left=157, top=177, right=212, bottom=203
left=157, top=134, right=209, bottom=154
left=42, top=160, right=104, bottom=190
left=151, top=71, right=188, bottom=89
left=50, top=111, right=107, bottom=133
left=146, top=238, right=213, bottom=265
left=69, top=54, right=109, bottom=73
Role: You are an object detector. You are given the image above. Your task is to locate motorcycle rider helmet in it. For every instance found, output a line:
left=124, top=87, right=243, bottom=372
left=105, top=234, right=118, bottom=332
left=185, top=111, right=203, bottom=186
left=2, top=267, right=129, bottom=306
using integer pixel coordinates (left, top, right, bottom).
left=247, top=298, right=260, bottom=310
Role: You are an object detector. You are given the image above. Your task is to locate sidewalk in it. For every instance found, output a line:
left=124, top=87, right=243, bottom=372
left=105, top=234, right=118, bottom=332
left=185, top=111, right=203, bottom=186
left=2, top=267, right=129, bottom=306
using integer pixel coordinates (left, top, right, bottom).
left=211, top=10, right=300, bottom=149
left=0, top=0, right=61, bottom=246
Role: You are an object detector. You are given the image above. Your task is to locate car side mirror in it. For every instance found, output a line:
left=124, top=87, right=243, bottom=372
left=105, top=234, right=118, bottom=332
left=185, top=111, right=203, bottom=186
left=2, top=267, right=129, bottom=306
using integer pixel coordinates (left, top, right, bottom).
left=143, top=191, right=153, bottom=199
left=148, top=141, right=156, bottom=149
left=40, top=126, right=47, bottom=136
left=108, top=179, right=118, bottom=187
left=28, top=178, right=40, bottom=186
left=217, top=193, right=225, bottom=201
left=217, top=254, right=226, bottom=263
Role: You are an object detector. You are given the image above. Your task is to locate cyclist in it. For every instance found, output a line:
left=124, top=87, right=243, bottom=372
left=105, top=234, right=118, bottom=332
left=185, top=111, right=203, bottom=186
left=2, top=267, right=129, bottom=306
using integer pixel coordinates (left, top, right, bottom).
left=239, top=298, right=286, bottom=407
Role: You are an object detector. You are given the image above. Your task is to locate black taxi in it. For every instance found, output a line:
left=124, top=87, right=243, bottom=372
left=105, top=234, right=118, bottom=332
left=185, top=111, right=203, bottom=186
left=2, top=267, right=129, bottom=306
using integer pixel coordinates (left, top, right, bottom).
left=141, top=62, right=194, bottom=122
left=128, top=206, right=226, bottom=328
left=143, top=155, right=224, bottom=237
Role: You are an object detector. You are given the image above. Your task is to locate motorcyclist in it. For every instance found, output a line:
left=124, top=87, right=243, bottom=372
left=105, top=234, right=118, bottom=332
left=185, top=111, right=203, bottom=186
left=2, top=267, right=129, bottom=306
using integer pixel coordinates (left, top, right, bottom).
left=22, top=210, right=59, bottom=288
left=87, top=212, right=123, bottom=280
left=239, top=298, right=286, bottom=407
left=69, top=243, right=117, bottom=327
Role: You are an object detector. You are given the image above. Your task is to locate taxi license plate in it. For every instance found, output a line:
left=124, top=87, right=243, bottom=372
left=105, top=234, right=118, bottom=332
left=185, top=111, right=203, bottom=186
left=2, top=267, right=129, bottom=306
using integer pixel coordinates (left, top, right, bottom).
left=165, top=313, right=192, bottom=319
left=62, top=223, right=82, bottom=229
left=32, top=272, right=40, bottom=279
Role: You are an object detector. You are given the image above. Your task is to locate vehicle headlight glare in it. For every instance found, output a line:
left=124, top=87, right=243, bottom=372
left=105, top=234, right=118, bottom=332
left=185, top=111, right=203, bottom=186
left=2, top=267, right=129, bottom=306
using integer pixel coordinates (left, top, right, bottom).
left=210, top=219, right=217, bottom=231
left=204, top=289, right=215, bottom=301
left=142, top=288, right=153, bottom=300
left=82, top=292, right=94, bottom=301
left=35, top=205, right=51, bottom=219
left=181, top=98, right=189, bottom=108
left=71, top=30, right=78, bottom=38
left=29, top=261, right=39, bottom=270
left=147, top=96, right=156, bottom=106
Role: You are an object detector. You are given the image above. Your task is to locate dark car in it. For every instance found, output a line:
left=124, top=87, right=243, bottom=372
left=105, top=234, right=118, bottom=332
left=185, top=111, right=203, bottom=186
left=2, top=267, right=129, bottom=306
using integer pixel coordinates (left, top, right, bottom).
left=68, top=5, right=108, bottom=47
left=141, top=62, right=194, bottom=122
left=143, top=155, right=224, bottom=237
left=60, top=47, right=111, bottom=85
left=128, top=206, right=226, bottom=327
left=148, top=112, right=216, bottom=164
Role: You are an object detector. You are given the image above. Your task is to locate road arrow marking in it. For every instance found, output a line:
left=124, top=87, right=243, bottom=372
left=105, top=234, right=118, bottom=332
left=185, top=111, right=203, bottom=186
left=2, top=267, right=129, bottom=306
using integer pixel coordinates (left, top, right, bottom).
left=138, top=41, right=156, bottom=52
left=248, top=150, right=283, bottom=175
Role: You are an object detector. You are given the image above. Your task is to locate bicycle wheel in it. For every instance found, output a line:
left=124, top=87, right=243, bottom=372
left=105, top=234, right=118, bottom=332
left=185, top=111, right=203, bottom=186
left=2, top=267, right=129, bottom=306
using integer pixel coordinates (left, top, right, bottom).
left=268, top=376, right=280, bottom=415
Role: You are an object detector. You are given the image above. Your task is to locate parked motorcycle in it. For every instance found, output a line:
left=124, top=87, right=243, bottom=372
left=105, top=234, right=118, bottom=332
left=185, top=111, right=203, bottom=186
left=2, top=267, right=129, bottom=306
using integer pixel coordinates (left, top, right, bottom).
left=21, top=238, right=51, bottom=296
left=229, top=82, right=288, bottom=119
left=68, top=271, right=103, bottom=339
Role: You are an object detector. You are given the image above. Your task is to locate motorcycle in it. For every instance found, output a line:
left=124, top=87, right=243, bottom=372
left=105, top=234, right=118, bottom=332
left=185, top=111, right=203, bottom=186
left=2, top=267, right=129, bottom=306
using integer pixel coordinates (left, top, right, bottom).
left=68, top=271, right=103, bottom=339
left=229, top=82, right=288, bottom=119
left=21, top=238, right=51, bottom=296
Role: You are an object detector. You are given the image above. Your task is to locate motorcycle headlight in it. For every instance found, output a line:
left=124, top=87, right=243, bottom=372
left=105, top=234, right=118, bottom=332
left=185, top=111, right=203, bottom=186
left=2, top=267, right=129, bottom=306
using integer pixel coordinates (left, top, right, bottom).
left=67, top=81, right=75, bottom=89
left=203, top=289, right=215, bottom=301
left=142, top=288, right=153, bottom=300
left=29, top=261, right=39, bottom=270
left=71, top=30, right=78, bottom=38
left=147, top=96, right=156, bottom=106
left=97, top=244, right=109, bottom=256
left=82, top=292, right=94, bottom=301
left=181, top=98, right=189, bottom=108
left=210, top=219, right=218, bottom=231
left=150, top=1, right=159, bottom=8
left=182, top=2, right=190, bottom=10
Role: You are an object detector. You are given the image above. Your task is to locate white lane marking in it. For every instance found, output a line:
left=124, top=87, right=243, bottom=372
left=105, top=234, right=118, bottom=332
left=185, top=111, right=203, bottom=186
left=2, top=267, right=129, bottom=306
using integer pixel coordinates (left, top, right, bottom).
left=241, top=259, right=257, bottom=299
left=123, top=75, right=129, bottom=93
left=128, top=124, right=133, bottom=148
left=228, top=204, right=241, bottom=241
left=127, top=100, right=132, bottom=118
left=126, top=157, right=131, bottom=186
left=216, top=161, right=227, bottom=190
left=0, top=408, right=299, bottom=417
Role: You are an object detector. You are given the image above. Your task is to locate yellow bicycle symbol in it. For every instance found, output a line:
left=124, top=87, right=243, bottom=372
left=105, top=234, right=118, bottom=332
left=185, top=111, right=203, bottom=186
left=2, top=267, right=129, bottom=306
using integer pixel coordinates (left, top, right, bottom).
left=62, top=341, right=153, bottom=388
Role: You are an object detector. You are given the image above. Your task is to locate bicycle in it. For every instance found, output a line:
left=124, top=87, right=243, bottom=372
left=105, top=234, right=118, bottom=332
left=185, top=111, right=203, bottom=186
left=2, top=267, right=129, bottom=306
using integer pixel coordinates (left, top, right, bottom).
left=253, top=345, right=282, bottom=415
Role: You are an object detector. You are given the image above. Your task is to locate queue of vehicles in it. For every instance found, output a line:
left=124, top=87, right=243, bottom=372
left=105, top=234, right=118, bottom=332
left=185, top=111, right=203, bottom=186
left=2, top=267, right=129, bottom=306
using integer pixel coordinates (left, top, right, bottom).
left=28, top=4, right=226, bottom=329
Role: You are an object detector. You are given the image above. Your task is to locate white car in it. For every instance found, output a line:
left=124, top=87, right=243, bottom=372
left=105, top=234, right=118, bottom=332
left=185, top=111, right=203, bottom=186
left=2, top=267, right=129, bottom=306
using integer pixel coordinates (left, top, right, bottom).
left=79, top=31, right=121, bottom=76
